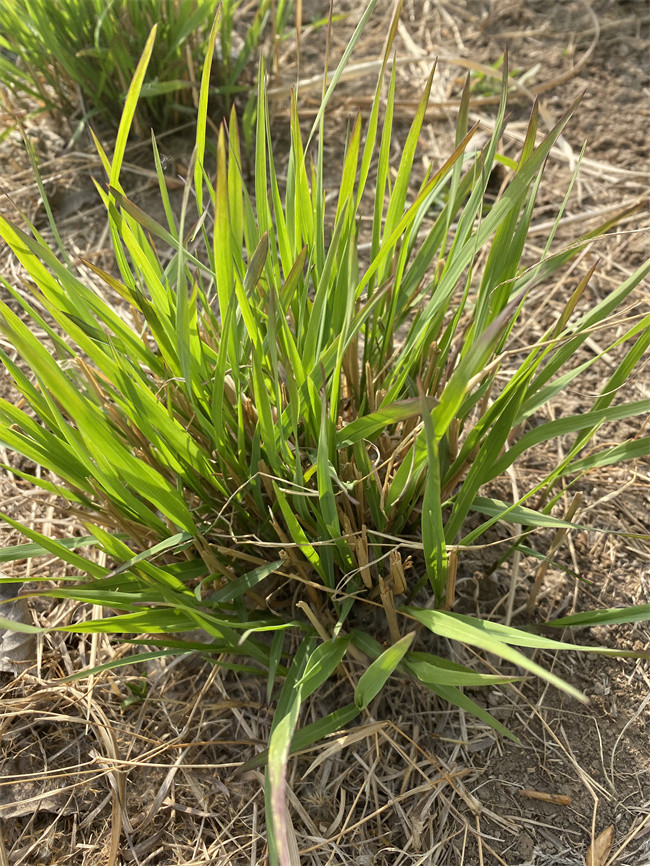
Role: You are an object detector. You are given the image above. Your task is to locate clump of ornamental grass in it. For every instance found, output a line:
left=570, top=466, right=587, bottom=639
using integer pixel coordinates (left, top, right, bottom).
left=0, top=0, right=291, bottom=137
left=1, top=4, right=650, bottom=861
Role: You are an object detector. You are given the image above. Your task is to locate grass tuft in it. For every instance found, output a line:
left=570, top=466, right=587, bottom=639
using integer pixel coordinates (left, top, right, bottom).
left=0, top=0, right=292, bottom=137
left=1, top=8, right=649, bottom=861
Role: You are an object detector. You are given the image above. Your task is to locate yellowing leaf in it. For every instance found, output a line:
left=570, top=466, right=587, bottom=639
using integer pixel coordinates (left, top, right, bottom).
left=585, top=825, right=614, bottom=866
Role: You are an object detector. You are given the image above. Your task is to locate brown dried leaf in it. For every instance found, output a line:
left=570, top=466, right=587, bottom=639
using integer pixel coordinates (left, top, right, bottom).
left=585, top=825, right=614, bottom=866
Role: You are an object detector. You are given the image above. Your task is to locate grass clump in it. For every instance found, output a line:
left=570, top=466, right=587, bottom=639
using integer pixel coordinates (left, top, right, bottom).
left=1, top=3, right=650, bottom=859
left=0, top=0, right=291, bottom=136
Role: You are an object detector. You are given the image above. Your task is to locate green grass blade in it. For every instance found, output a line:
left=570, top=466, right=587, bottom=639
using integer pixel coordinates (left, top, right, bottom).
left=547, top=606, right=650, bottom=629
left=110, top=24, right=157, bottom=192
left=402, top=607, right=586, bottom=702
left=194, top=8, right=220, bottom=213
left=354, top=632, right=415, bottom=709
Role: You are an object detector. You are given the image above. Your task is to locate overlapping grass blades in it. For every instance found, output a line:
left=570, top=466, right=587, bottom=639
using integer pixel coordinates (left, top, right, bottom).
left=0, top=0, right=289, bottom=135
left=1, top=6, right=650, bottom=862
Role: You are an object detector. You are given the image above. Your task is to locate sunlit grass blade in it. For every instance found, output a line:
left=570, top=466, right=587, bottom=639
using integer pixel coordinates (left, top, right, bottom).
left=110, top=24, right=157, bottom=192
left=267, top=637, right=313, bottom=866
left=401, top=607, right=587, bottom=702
left=306, top=0, right=381, bottom=146
left=547, top=606, right=650, bottom=629
left=194, top=8, right=221, bottom=213
left=404, top=652, right=522, bottom=688
left=354, top=632, right=415, bottom=709
left=424, top=683, right=519, bottom=743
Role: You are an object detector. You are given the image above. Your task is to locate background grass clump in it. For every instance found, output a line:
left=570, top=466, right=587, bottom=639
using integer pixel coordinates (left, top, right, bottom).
left=1, top=3, right=650, bottom=860
left=0, top=0, right=292, bottom=136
